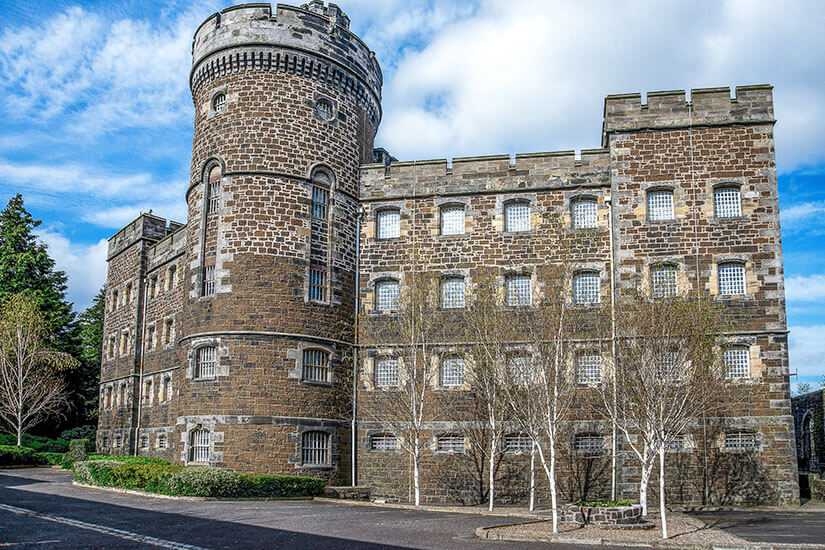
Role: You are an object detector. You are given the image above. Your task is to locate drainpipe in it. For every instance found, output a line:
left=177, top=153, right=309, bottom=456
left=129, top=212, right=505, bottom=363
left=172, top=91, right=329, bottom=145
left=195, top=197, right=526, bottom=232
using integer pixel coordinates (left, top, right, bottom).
left=606, top=195, right=618, bottom=501
left=352, top=206, right=364, bottom=486
left=133, top=277, right=149, bottom=456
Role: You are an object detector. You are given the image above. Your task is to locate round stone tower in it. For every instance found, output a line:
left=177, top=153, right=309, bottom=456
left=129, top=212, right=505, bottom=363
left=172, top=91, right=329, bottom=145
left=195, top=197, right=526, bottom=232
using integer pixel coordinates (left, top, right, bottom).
left=178, top=1, right=381, bottom=482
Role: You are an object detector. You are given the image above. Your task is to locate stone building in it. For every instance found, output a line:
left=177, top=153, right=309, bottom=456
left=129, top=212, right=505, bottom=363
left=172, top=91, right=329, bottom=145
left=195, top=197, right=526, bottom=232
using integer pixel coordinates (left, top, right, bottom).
left=792, top=389, right=824, bottom=476
left=97, top=1, right=799, bottom=504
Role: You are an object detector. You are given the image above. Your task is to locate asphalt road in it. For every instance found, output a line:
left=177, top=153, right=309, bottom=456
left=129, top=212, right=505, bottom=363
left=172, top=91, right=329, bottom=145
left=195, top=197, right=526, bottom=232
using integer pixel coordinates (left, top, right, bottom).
left=0, top=468, right=628, bottom=550
left=692, top=509, right=825, bottom=547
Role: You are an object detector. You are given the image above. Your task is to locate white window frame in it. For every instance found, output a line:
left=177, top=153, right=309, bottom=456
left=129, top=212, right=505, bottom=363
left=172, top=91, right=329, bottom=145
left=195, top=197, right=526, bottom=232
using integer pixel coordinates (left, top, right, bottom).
left=724, top=431, right=757, bottom=450
left=190, top=428, right=210, bottom=463
left=376, top=209, right=400, bottom=239
left=370, top=433, right=399, bottom=451
left=506, top=275, right=531, bottom=307
left=571, top=198, right=598, bottom=229
left=375, top=357, right=399, bottom=387
left=714, top=186, right=741, bottom=218
left=503, top=433, right=531, bottom=453
left=718, top=263, right=746, bottom=295
left=723, top=346, right=750, bottom=379
left=573, top=272, right=600, bottom=304
left=195, top=346, right=216, bottom=379
left=647, top=190, right=674, bottom=221
left=440, top=356, right=465, bottom=387
left=576, top=353, right=602, bottom=385
left=504, top=201, right=530, bottom=232
left=440, top=205, right=465, bottom=236
left=440, top=277, right=465, bottom=309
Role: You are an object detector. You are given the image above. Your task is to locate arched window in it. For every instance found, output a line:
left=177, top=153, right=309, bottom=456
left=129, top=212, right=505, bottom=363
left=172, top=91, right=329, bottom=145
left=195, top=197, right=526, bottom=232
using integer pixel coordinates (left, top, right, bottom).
left=440, top=356, right=464, bottom=387
left=302, top=431, right=330, bottom=466
left=376, top=209, right=400, bottom=239
left=440, top=277, right=465, bottom=309
left=573, top=272, right=600, bottom=304
left=714, top=186, right=741, bottom=218
left=504, top=201, right=530, bottom=232
left=157, top=434, right=168, bottom=449
left=195, top=346, right=216, bottom=379
left=143, top=379, right=153, bottom=405
left=302, top=349, right=330, bottom=383
left=370, top=433, right=399, bottom=451
left=506, top=275, right=531, bottom=306
left=205, top=164, right=221, bottom=214
left=440, top=204, right=465, bottom=235
left=375, top=279, right=399, bottom=312
left=718, top=262, right=746, bottom=295
left=571, top=198, right=598, bottom=229
left=212, top=92, right=226, bottom=113
left=723, top=346, right=750, bottom=379
left=163, top=319, right=174, bottom=346
left=647, top=189, right=674, bottom=221
left=162, top=376, right=172, bottom=402
left=651, top=264, right=678, bottom=298
left=166, top=265, right=177, bottom=291
left=139, top=435, right=149, bottom=449
left=190, top=428, right=210, bottom=463
left=375, top=357, right=399, bottom=387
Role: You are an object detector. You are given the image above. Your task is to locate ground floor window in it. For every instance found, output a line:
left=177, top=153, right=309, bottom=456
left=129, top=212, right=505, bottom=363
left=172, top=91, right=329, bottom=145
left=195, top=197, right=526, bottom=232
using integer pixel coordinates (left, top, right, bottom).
left=302, top=431, right=330, bottom=466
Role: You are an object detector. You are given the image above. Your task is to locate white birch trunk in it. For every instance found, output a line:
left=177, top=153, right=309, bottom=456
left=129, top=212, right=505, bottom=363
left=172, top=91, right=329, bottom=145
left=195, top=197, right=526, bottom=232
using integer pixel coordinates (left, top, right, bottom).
left=529, top=442, right=536, bottom=512
left=659, top=446, right=668, bottom=539
left=639, top=461, right=651, bottom=516
left=488, top=436, right=496, bottom=511
left=536, top=443, right=558, bottom=533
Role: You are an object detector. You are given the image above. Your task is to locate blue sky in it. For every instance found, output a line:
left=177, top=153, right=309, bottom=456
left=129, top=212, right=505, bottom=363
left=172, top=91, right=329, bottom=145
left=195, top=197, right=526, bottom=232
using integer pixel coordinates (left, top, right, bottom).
left=0, top=0, right=823, bottom=389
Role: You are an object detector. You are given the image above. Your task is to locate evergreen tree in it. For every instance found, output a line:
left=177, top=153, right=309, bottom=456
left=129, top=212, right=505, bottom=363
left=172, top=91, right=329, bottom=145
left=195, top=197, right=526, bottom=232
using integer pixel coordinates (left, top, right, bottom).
left=73, top=286, right=105, bottom=422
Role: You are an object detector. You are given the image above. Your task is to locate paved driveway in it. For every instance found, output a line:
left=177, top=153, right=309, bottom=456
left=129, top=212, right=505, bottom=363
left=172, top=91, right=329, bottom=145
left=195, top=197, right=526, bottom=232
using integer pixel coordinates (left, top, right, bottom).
left=0, top=468, right=630, bottom=550
left=692, top=509, right=825, bottom=547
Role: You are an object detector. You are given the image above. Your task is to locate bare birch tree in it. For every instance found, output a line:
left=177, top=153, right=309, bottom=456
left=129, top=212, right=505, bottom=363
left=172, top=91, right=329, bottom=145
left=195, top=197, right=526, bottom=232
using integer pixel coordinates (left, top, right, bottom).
left=601, top=291, right=734, bottom=539
left=0, top=294, right=75, bottom=445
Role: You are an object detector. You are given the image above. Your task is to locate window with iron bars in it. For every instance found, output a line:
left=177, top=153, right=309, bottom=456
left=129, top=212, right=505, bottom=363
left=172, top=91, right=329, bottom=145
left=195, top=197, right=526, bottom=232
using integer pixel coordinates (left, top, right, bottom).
left=723, top=346, right=750, bottom=379
left=196, top=346, right=216, bottom=378
left=508, top=355, right=533, bottom=385
left=207, top=180, right=220, bottom=214
left=504, top=433, right=531, bottom=452
left=312, top=186, right=329, bottom=219
left=574, top=433, right=605, bottom=454
left=647, top=190, right=674, bottom=221
left=667, top=435, right=686, bottom=452
left=576, top=353, right=602, bottom=385
left=652, top=265, right=678, bottom=298
left=309, top=268, right=327, bottom=302
left=573, top=272, right=600, bottom=304
left=506, top=275, right=531, bottom=306
left=370, top=433, right=399, bottom=451
left=714, top=187, right=741, bottom=218
left=572, top=199, right=598, bottom=229
left=718, top=263, right=746, bottom=295
left=375, top=280, right=399, bottom=311
left=202, top=265, right=216, bottom=296
left=724, top=431, right=756, bottom=450
left=440, top=277, right=465, bottom=309
left=190, top=429, right=210, bottom=462
left=436, top=434, right=465, bottom=453
left=440, top=356, right=464, bottom=387
left=302, top=349, right=330, bottom=383
left=375, top=357, right=398, bottom=387
left=157, top=434, right=168, bottom=449
left=302, top=431, right=330, bottom=465
left=504, top=202, right=530, bottom=232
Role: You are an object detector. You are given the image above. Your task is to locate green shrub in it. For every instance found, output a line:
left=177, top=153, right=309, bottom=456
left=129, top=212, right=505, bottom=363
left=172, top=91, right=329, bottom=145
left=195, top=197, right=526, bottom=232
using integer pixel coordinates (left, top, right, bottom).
left=61, top=439, right=90, bottom=470
left=73, top=460, right=122, bottom=485
left=88, top=454, right=169, bottom=465
left=0, top=434, right=69, bottom=453
left=108, top=463, right=183, bottom=492
left=36, top=452, right=64, bottom=466
left=573, top=499, right=633, bottom=508
left=238, top=473, right=325, bottom=498
left=60, top=426, right=96, bottom=450
left=0, top=445, right=46, bottom=466
left=158, top=466, right=244, bottom=497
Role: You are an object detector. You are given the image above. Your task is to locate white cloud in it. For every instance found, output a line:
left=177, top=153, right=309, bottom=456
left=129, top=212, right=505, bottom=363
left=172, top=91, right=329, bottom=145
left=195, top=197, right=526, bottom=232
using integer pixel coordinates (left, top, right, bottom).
left=781, top=201, right=825, bottom=231
left=789, top=325, right=825, bottom=379
left=785, top=274, right=825, bottom=302
left=35, top=227, right=108, bottom=311
left=82, top=202, right=188, bottom=229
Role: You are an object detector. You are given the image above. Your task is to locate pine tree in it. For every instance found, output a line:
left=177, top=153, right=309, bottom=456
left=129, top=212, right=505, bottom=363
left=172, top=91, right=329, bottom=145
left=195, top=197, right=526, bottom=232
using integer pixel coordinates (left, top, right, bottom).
left=73, top=286, right=105, bottom=422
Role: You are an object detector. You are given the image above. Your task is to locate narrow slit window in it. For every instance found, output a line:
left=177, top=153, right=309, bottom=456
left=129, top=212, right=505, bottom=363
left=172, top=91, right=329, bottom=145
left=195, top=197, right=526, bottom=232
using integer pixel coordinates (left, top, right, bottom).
left=312, top=186, right=329, bottom=219
left=309, top=268, right=327, bottom=302
left=202, top=265, right=216, bottom=296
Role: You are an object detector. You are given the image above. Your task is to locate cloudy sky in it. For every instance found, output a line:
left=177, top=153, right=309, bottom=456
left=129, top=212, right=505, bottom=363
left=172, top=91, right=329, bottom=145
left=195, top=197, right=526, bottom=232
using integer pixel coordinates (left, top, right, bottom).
left=0, top=0, right=823, bottom=388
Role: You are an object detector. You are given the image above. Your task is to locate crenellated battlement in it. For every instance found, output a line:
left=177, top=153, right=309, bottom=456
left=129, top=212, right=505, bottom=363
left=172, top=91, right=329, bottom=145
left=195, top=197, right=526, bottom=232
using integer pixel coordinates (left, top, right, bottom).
left=191, top=2, right=382, bottom=108
left=107, top=214, right=184, bottom=260
left=602, top=85, right=774, bottom=144
left=359, top=149, right=610, bottom=201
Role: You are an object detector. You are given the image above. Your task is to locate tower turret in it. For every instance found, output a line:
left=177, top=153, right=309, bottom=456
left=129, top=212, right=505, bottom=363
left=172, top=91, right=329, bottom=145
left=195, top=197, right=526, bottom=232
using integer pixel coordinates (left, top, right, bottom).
left=178, top=2, right=382, bottom=480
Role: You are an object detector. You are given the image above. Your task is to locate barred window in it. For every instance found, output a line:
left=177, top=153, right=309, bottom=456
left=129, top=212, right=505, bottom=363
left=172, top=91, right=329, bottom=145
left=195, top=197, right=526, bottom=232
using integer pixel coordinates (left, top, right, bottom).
left=139, top=435, right=149, bottom=449
left=302, top=431, right=330, bottom=465
left=573, top=272, right=600, bottom=304
left=437, top=434, right=465, bottom=453
left=725, top=431, right=756, bottom=450
left=146, top=326, right=155, bottom=351
left=506, top=275, right=531, bottom=306
left=375, top=280, right=399, bottom=311
left=718, top=263, right=745, bottom=295
left=440, top=356, right=465, bottom=387
left=652, top=265, right=678, bottom=298
left=212, top=92, right=226, bottom=113
left=647, top=190, right=674, bottom=221
left=440, top=277, right=465, bottom=309
left=370, top=433, right=399, bottom=451
left=668, top=435, right=686, bottom=452
left=315, top=98, right=334, bottom=121
left=440, top=205, right=465, bottom=236
left=157, top=434, right=168, bottom=449
left=207, top=180, right=221, bottom=214
left=190, top=429, right=210, bottom=462
left=576, top=353, right=602, bottom=385
left=505, top=202, right=530, bottom=232
left=162, top=376, right=172, bottom=402
left=312, top=186, right=329, bottom=219
left=376, top=209, right=400, bottom=239
left=659, top=350, right=680, bottom=380
left=114, top=434, right=122, bottom=448
left=202, top=264, right=216, bottom=296
left=508, top=355, right=533, bottom=385
left=714, top=187, right=741, bottom=218
left=303, top=349, right=330, bottom=383
left=195, top=346, right=216, bottom=379
left=309, top=268, right=327, bottom=302
left=724, top=346, right=750, bottom=379
left=504, top=433, right=531, bottom=453
left=574, top=433, right=605, bottom=454
left=572, top=199, right=598, bottom=229
left=375, top=357, right=399, bottom=387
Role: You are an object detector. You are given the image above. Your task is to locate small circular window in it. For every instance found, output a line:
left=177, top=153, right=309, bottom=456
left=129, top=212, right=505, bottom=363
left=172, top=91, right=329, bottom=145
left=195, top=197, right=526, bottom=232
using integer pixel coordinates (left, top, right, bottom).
left=315, top=98, right=334, bottom=121
left=212, top=93, right=226, bottom=113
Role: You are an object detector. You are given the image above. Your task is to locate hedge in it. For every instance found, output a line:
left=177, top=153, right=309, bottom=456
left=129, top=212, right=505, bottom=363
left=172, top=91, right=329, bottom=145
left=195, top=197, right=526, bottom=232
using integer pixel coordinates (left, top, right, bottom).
left=0, top=445, right=45, bottom=466
left=0, top=434, right=69, bottom=453
left=72, top=460, right=325, bottom=499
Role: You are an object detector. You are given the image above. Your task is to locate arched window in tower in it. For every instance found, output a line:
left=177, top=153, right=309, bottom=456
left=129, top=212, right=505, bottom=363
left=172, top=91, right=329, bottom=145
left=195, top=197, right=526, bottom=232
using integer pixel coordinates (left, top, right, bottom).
left=201, top=162, right=222, bottom=297
left=206, top=164, right=221, bottom=214
left=308, top=167, right=333, bottom=303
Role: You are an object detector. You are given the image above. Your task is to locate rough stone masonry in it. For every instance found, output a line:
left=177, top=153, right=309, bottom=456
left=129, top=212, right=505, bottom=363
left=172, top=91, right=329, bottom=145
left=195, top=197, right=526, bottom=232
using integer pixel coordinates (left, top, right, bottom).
left=97, top=1, right=799, bottom=505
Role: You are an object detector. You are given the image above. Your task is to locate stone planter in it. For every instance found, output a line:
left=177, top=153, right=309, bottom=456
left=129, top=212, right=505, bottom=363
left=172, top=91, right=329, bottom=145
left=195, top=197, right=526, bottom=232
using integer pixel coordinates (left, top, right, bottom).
left=561, top=503, right=644, bottom=527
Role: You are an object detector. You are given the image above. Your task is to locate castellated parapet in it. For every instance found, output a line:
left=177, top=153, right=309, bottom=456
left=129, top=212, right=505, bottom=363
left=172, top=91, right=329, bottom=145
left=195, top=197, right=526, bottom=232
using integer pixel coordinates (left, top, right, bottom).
left=97, top=1, right=797, bottom=507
